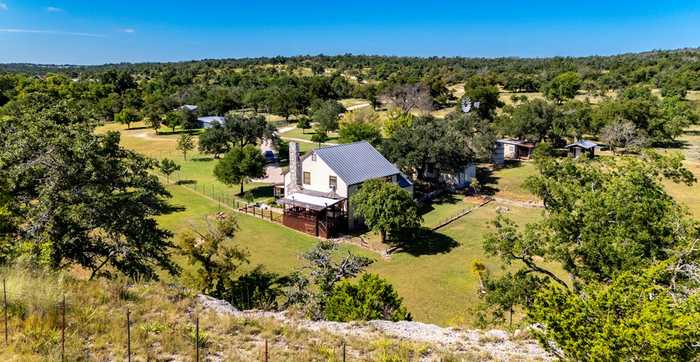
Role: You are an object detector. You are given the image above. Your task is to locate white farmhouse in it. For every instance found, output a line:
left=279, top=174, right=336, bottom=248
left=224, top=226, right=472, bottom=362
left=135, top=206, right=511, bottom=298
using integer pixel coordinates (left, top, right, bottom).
left=278, top=141, right=412, bottom=238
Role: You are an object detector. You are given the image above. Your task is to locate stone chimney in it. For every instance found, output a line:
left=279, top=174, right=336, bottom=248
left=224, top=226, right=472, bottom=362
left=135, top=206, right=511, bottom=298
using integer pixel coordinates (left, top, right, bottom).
left=288, top=142, right=302, bottom=191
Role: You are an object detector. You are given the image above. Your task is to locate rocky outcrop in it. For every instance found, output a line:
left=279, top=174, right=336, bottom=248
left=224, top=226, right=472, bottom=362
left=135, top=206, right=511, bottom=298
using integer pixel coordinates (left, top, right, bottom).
left=196, top=294, right=552, bottom=361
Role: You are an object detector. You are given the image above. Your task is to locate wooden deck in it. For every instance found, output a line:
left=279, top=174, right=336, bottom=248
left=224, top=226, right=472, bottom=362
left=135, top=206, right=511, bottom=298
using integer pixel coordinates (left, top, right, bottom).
left=282, top=207, right=346, bottom=238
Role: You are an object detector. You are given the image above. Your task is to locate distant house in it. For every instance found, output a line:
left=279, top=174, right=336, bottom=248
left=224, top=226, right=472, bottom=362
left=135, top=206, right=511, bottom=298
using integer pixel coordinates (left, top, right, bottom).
left=442, top=164, right=477, bottom=189
left=422, top=164, right=477, bottom=189
left=278, top=141, right=412, bottom=238
left=494, top=139, right=536, bottom=163
left=197, top=116, right=224, bottom=129
left=566, top=140, right=598, bottom=158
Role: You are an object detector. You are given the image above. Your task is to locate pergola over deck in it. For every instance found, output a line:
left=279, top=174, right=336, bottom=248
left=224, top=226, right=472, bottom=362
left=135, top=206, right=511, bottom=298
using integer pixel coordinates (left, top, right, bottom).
left=277, top=191, right=347, bottom=238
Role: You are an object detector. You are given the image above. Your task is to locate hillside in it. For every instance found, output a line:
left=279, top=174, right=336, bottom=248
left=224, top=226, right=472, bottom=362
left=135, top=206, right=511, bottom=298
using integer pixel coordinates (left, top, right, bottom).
left=0, top=266, right=548, bottom=361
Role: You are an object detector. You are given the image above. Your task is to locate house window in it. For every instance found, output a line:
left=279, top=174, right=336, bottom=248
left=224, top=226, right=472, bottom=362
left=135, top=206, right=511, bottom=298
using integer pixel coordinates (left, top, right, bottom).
left=303, top=171, right=311, bottom=185
left=311, top=153, right=317, bottom=161
left=329, top=176, right=337, bottom=190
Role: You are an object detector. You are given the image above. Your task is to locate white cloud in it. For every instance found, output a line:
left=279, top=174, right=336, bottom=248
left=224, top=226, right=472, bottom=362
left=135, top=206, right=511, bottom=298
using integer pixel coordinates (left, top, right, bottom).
left=0, top=28, right=105, bottom=38
left=121, top=28, right=136, bottom=33
left=0, top=3, right=8, bottom=11
left=46, top=6, right=63, bottom=13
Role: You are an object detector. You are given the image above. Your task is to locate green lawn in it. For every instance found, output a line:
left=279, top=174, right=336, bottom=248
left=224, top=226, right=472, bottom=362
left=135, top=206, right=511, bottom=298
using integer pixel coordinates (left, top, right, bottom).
left=659, top=125, right=700, bottom=218
left=339, top=98, right=370, bottom=109
left=280, top=126, right=339, bottom=143
left=370, top=203, right=544, bottom=326
left=419, top=194, right=483, bottom=229
left=97, top=122, right=275, bottom=204
left=101, top=120, right=700, bottom=326
left=159, top=182, right=542, bottom=326
left=479, top=162, right=539, bottom=201
left=159, top=186, right=347, bottom=276
left=98, top=120, right=554, bottom=326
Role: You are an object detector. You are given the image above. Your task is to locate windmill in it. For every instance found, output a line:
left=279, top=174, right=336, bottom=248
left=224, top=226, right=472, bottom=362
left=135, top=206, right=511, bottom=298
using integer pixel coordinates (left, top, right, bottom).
left=461, top=97, right=472, bottom=113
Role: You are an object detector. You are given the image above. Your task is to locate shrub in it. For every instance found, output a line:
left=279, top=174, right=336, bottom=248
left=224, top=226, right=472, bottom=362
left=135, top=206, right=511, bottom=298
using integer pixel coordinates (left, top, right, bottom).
left=325, top=273, right=410, bottom=322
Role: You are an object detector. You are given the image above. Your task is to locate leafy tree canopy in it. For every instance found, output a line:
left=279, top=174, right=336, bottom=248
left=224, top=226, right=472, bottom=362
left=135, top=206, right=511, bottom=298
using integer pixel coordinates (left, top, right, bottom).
left=325, top=273, right=411, bottom=322
left=543, top=71, right=581, bottom=103
left=382, top=116, right=480, bottom=183
left=0, top=110, right=179, bottom=279
left=350, top=179, right=421, bottom=243
left=480, top=151, right=699, bottom=359
left=312, top=99, right=345, bottom=132
left=213, top=145, right=266, bottom=195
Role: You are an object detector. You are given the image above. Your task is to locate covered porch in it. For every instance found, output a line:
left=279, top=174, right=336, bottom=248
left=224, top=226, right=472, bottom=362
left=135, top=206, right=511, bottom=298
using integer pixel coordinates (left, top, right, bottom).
left=277, top=191, right=347, bottom=238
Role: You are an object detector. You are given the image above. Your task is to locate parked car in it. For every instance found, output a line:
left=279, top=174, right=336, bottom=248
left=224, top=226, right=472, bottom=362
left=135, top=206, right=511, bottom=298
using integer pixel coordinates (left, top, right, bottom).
left=263, top=150, right=277, bottom=164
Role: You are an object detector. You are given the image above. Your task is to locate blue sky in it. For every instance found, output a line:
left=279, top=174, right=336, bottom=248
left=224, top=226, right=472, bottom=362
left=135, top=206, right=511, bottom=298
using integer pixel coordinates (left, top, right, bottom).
left=0, top=1, right=699, bottom=64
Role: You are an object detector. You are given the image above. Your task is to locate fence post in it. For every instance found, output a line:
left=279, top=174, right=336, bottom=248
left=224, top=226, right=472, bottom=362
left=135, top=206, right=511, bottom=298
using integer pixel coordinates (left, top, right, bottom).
left=264, top=339, right=268, bottom=362
left=61, top=295, right=65, bottom=362
left=195, top=314, right=200, bottom=362
left=342, top=341, right=346, bottom=362
left=3, top=278, right=7, bottom=346
left=126, top=308, right=131, bottom=362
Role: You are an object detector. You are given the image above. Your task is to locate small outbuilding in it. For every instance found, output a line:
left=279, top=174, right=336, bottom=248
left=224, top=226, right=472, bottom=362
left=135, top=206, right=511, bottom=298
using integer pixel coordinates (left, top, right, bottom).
left=197, top=116, right=225, bottom=129
left=494, top=139, right=536, bottom=163
left=439, top=163, right=477, bottom=189
left=566, top=140, right=598, bottom=159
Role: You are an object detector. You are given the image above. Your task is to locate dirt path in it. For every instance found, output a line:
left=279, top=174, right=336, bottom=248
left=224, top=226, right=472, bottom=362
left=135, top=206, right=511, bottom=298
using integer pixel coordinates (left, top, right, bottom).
left=345, top=102, right=371, bottom=111
left=252, top=165, right=284, bottom=184
left=276, top=125, right=296, bottom=134
left=131, top=129, right=176, bottom=142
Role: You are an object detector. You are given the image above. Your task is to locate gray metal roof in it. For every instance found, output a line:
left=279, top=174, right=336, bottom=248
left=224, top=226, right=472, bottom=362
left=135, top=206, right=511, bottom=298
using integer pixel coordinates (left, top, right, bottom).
left=566, top=140, right=598, bottom=149
left=497, top=139, right=523, bottom=145
left=180, top=104, right=198, bottom=112
left=313, top=141, right=401, bottom=185
left=197, top=116, right=225, bottom=124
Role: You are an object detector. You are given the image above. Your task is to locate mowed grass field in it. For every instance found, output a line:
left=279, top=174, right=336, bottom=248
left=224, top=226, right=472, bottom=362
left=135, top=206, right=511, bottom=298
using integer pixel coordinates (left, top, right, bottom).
left=96, top=122, right=277, bottom=203
left=99, top=118, right=700, bottom=326
left=369, top=202, right=543, bottom=325
left=98, top=121, right=545, bottom=326
left=660, top=125, right=700, bottom=218
left=279, top=126, right=339, bottom=144
left=159, top=181, right=539, bottom=326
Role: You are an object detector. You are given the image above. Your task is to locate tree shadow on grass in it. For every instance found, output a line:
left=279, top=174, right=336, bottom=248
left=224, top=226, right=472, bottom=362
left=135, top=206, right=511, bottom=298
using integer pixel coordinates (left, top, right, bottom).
left=391, top=227, right=459, bottom=256
left=123, top=125, right=150, bottom=131
left=654, top=139, right=690, bottom=150
left=191, top=156, right=214, bottom=162
left=249, top=185, right=274, bottom=199
left=157, top=129, right=203, bottom=136
left=175, top=179, right=197, bottom=185
left=476, top=160, right=528, bottom=197
left=476, top=166, right=500, bottom=197
left=163, top=203, right=186, bottom=214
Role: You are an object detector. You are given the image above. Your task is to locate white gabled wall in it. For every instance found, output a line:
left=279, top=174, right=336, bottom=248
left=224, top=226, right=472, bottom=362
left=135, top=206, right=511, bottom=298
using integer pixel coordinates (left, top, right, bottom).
left=440, top=163, right=476, bottom=188
left=300, top=153, right=349, bottom=197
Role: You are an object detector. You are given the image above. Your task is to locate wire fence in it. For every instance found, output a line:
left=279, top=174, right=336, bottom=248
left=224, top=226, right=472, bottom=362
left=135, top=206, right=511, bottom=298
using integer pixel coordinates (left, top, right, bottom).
left=1, top=279, right=351, bottom=361
left=174, top=179, right=284, bottom=224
